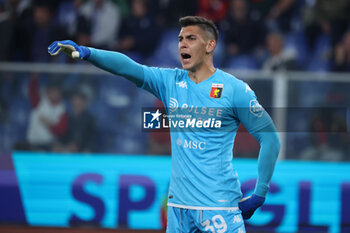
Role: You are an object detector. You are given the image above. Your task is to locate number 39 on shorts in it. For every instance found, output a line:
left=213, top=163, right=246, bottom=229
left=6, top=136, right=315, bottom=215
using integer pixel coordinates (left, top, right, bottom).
left=201, top=214, right=227, bottom=233
left=201, top=213, right=245, bottom=233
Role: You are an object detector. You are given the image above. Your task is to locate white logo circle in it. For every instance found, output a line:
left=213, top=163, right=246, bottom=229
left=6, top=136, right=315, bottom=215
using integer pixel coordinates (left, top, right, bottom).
left=169, top=97, right=178, bottom=112
left=249, top=99, right=263, bottom=117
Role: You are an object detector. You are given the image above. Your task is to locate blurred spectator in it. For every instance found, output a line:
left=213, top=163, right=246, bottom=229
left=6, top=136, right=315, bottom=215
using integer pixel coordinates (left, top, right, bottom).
left=262, top=31, right=297, bottom=72
left=79, top=0, right=121, bottom=49
left=249, top=0, right=296, bottom=32
left=0, top=73, right=22, bottom=124
left=2, top=0, right=32, bottom=61
left=116, top=0, right=161, bottom=57
left=114, top=0, right=130, bottom=19
left=56, top=0, right=85, bottom=39
left=157, top=0, right=197, bottom=27
left=220, top=0, right=265, bottom=56
left=53, top=89, right=96, bottom=153
left=18, top=75, right=67, bottom=151
left=303, top=0, right=350, bottom=49
left=5, top=0, right=32, bottom=17
left=196, top=0, right=229, bottom=23
left=300, top=109, right=348, bottom=161
left=0, top=2, right=14, bottom=61
left=14, top=2, right=66, bottom=62
left=333, top=31, right=350, bottom=72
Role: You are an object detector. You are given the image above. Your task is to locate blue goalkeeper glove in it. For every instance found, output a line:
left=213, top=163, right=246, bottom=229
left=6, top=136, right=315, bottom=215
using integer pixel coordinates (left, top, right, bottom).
left=239, top=194, right=265, bottom=219
left=48, top=40, right=91, bottom=60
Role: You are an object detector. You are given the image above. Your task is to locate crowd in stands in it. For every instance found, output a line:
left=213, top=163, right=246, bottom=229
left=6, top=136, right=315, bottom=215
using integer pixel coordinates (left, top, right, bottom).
left=0, top=0, right=349, bottom=71
left=0, top=0, right=349, bottom=160
left=12, top=75, right=97, bottom=153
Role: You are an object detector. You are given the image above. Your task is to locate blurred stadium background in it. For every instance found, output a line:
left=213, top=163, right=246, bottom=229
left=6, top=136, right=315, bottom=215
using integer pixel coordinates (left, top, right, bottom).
left=0, top=0, right=350, bottom=232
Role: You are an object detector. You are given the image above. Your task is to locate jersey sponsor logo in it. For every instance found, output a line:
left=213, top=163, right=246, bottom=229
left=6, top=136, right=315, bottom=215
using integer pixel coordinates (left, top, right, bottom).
left=249, top=99, right=263, bottom=117
left=168, top=98, right=224, bottom=118
left=210, top=83, right=224, bottom=98
left=143, top=109, right=162, bottom=129
left=169, top=97, right=179, bottom=112
left=176, top=81, right=188, bottom=89
left=180, top=104, right=224, bottom=118
left=177, top=138, right=206, bottom=150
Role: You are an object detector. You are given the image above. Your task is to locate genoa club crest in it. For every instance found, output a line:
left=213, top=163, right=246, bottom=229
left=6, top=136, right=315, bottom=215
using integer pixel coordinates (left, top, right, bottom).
left=209, top=83, right=224, bottom=98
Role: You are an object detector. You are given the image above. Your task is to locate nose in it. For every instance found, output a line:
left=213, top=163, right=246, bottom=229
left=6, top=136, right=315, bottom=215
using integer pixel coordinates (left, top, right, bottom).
left=179, top=40, right=187, bottom=49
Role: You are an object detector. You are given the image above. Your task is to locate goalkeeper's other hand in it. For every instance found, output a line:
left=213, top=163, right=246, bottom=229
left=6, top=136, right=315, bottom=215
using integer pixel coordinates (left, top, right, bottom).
left=239, top=194, right=265, bottom=219
left=48, top=40, right=90, bottom=60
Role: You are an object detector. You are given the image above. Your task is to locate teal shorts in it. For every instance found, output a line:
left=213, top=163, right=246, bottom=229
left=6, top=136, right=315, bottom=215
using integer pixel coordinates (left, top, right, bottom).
left=166, top=206, right=245, bottom=233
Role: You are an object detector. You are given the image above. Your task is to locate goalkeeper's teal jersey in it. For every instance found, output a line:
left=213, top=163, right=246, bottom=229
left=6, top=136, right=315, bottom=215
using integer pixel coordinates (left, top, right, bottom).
left=140, top=67, right=272, bottom=209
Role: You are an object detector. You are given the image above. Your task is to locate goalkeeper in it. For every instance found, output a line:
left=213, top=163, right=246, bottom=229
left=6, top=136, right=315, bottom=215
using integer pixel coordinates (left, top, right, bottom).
left=49, top=16, right=280, bottom=233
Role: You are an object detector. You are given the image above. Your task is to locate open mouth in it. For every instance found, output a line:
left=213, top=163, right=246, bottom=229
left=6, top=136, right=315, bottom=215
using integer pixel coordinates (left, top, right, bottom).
left=181, top=53, right=191, bottom=61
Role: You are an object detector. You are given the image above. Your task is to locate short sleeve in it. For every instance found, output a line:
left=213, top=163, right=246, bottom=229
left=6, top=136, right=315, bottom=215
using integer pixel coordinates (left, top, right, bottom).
left=232, top=81, right=273, bottom=134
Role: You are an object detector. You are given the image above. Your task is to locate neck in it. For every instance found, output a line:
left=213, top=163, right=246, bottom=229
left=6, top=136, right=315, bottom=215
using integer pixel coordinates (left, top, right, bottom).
left=188, top=60, right=216, bottom=84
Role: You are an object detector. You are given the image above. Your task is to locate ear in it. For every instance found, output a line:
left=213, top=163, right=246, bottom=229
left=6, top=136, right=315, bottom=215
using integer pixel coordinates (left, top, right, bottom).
left=206, top=40, right=216, bottom=54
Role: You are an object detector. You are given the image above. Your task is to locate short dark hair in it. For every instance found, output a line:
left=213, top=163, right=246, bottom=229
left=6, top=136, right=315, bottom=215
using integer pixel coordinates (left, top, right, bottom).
left=179, top=16, right=219, bottom=42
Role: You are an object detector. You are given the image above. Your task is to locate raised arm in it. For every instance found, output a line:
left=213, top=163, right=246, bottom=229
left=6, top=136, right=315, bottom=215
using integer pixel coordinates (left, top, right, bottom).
left=48, top=40, right=145, bottom=86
